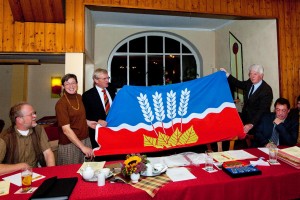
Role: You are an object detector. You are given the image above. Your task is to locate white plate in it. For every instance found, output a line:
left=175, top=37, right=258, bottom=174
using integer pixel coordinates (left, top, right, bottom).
left=82, top=171, right=113, bottom=182
left=141, top=164, right=168, bottom=177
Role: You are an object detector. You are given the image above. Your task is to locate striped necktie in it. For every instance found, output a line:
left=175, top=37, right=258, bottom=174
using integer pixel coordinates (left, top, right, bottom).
left=270, top=125, right=279, bottom=145
left=102, top=89, right=110, bottom=115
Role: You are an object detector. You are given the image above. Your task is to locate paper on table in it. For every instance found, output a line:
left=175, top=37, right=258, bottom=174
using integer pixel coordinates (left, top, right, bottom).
left=77, top=161, right=106, bottom=173
left=166, top=167, right=196, bottom=182
left=226, top=150, right=257, bottom=160
left=163, top=154, right=190, bottom=167
left=258, top=147, right=269, bottom=155
left=0, top=181, right=10, bottom=196
left=185, top=153, right=206, bottom=165
left=210, top=152, right=236, bottom=163
left=2, top=172, right=45, bottom=187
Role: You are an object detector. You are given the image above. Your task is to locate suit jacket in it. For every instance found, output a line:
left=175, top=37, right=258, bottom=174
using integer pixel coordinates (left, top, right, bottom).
left=228, top=75, right=273, bottom=127
left=254, top=112, right=299, bottom=147
left=82, top=85, right=116, bottom=148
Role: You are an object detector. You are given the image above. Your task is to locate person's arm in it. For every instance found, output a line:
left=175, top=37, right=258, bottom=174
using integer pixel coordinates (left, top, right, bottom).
left=276, top=118, right=299, bottom=146
left=43, top=148, right=55, bottom=166
left=0, top=163, right=30, bottom=176
left=62, top=124, right=94, bottom=157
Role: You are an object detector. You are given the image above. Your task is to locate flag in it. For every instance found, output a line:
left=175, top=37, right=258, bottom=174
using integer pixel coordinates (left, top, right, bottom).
left=94, top=71, right=245, bottom=156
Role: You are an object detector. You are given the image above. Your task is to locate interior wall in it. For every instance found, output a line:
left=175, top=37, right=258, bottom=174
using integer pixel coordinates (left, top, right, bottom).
left=215, top=19, right=279, bottom=106
left=27, top=64, right=65, bottom=119
left=0, top=66, right=13, bottom=130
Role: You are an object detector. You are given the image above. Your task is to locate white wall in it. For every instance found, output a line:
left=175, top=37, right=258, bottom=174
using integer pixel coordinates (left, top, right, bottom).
left=215, top=19, right=279, bottom=105
left=27, top=64, right=65, bottom=119
left=0, top=65, right=13, bottom=130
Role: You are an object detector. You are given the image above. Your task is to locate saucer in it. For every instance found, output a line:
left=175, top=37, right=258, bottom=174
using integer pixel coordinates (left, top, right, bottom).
left=141, top=164, right=167, bottom=177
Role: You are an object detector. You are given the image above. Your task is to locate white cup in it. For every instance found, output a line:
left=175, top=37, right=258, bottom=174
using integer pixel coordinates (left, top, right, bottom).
left=205, top=150, right=214, bottom=171
left=146, top=163, right=153, bottom=176
left=97, top=173, right=105, bottom=186
left=100, top=168, right=110, bottom=177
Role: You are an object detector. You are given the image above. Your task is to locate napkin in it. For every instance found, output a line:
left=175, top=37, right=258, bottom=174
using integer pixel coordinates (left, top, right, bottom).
left=250, top=159, right=270, bottom=166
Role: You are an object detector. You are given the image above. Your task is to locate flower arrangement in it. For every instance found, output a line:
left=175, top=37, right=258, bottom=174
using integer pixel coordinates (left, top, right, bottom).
left=121, top=153, right=149, bottom=176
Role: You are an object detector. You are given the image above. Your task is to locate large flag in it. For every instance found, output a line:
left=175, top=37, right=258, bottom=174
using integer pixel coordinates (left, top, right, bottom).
left=94, top=71, right=245, bottom=156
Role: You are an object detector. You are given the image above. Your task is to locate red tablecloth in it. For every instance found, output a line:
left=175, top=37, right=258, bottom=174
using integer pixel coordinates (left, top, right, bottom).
left=1, top=148, right=300, bottom=200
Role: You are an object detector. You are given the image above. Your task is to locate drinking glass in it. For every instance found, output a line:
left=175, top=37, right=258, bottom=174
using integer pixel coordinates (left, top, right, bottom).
left=205, top=150, right=214, bottom=171
left=269, top=143, right=278, bottom=164
left=21, top=168, right=33, bottom=192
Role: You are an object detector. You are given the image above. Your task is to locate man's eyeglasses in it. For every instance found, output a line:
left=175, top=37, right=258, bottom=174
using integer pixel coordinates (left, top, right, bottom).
left=96, top=77, right=110, bottom=81
left=22, top=111, right=37, bottom=117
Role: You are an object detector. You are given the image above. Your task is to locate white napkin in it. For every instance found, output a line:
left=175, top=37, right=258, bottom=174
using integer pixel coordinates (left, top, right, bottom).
left=250, top=159, right=270, bottom=166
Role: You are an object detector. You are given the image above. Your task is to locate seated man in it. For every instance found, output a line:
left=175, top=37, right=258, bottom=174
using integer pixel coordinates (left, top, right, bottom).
left=255, top=98, right=299, bottom=147
left=0, top=102, right=55, bottom=167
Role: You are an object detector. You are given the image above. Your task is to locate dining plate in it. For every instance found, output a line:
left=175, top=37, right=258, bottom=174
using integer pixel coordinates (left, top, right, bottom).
left=140, top=164, right=168, bottom=177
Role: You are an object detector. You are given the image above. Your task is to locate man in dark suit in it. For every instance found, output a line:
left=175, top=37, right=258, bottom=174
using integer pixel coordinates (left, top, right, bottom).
left=221, top=64, right=273, bottom=143
left=255, top=98, right=298, bottom=147
left=82, top=68, right=116, bottom=148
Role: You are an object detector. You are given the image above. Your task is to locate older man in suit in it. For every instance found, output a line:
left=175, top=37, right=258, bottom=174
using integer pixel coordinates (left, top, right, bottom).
left=82, top=68, right=116, bottom=149
left=221, top=64, right=273, bottom=145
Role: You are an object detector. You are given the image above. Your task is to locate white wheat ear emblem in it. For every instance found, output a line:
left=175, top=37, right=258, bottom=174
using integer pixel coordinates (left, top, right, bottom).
left=178, top=88, right=190, bottom=131
left=167, top=90, right=176, bottom=132
left=137, top=93, right=157, bottom=136
left=152, top=91, right=166, bottom=134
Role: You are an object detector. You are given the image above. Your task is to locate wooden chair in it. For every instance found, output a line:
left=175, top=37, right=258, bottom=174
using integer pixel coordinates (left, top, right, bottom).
left=207, top=136, right=238, bottom=152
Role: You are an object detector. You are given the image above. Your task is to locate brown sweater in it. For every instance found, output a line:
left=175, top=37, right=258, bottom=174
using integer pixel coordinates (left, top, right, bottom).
left=55, top=93, right=89, bottom=145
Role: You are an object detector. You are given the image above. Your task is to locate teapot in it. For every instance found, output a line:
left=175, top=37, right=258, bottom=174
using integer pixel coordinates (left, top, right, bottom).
left=82, top=165, right=94, bottom=180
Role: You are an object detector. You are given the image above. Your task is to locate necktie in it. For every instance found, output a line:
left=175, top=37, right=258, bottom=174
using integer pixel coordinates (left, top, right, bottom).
left=102, top=89, right=110, bottom=115
left=248, top=85, right=254, bottom=98
left=270, top=125, right=279, bottom=145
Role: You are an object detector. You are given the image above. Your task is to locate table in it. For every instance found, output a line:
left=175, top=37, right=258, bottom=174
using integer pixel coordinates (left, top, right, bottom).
left=1, top=148, right=300, bottom=200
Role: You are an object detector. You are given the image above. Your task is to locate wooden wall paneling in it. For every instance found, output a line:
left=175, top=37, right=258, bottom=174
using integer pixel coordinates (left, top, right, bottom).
left=13, top=22, right=24, bottom=51
left=24, top=22, right=35, bottom=51
left=278, top=0, right=287, bottom=99
left=227, top=0, right=235, bottom=14
left=74, top=0, right=84, bottom=52
left=259, top=0, right=267, bottom=16
left=284, top=0, right=293, bottom=101
left=271, top=0, right=279, bottom=17
left=153, top=0, right=162, bottom=10
left=246, top=0, right=254, bottom=15
left=19, top=0, right=34, bottom=22
left=55, top=23, right=65, bottom=52
left=137, top=0, right=152, bottom=8
left=253, top=0, right=260, bottom=16
left=3, top=0, right=14, bottom=51
left=183, top=0, right=192, bottom=11
left=41, top=0, right=54, bottom=23
left=119, top=0, right=128, bottom=6
left=206, top=0, right=214, bottom=13
left=233, top=0, right=242, bottom=15
left=65, top=0, right=75, bottom=52
left=128, top=0, right=137, bottom=7
left=220, top=0, right=228, bottom=14
left=45, top=23, right=55, bottom=52
left=213, top=0, right=221, bottom=13
left=296, top=1, right=300, bottom=98
left=31, top=0, right=45, bottom=22
left=0, top=0, right=4, bottom=50
left=35, top=22, right=45, bottom=51
left=52, top=0, right=65, bottom=23
left=199, top=0, right=207, bottom=13
left=8, top=0, right=24, bottom=21
left=265, top=0, right=273, bottom=17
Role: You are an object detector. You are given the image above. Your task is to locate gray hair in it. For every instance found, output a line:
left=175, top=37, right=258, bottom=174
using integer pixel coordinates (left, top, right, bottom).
left=93, top=68, right=108, bottom=80
left=248, top=64, right=264, bottom=75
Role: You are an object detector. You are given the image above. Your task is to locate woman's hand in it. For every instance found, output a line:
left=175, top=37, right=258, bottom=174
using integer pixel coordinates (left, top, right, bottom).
left=81, top=146, right=94, bottom=158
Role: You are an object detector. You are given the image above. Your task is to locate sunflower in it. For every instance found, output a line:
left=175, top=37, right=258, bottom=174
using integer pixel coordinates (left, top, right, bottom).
left=121, top=154, right=149, bottom=176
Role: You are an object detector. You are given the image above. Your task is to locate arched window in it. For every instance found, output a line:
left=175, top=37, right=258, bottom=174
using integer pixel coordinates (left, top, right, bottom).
left=108, top=32, right=202, bottom=88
